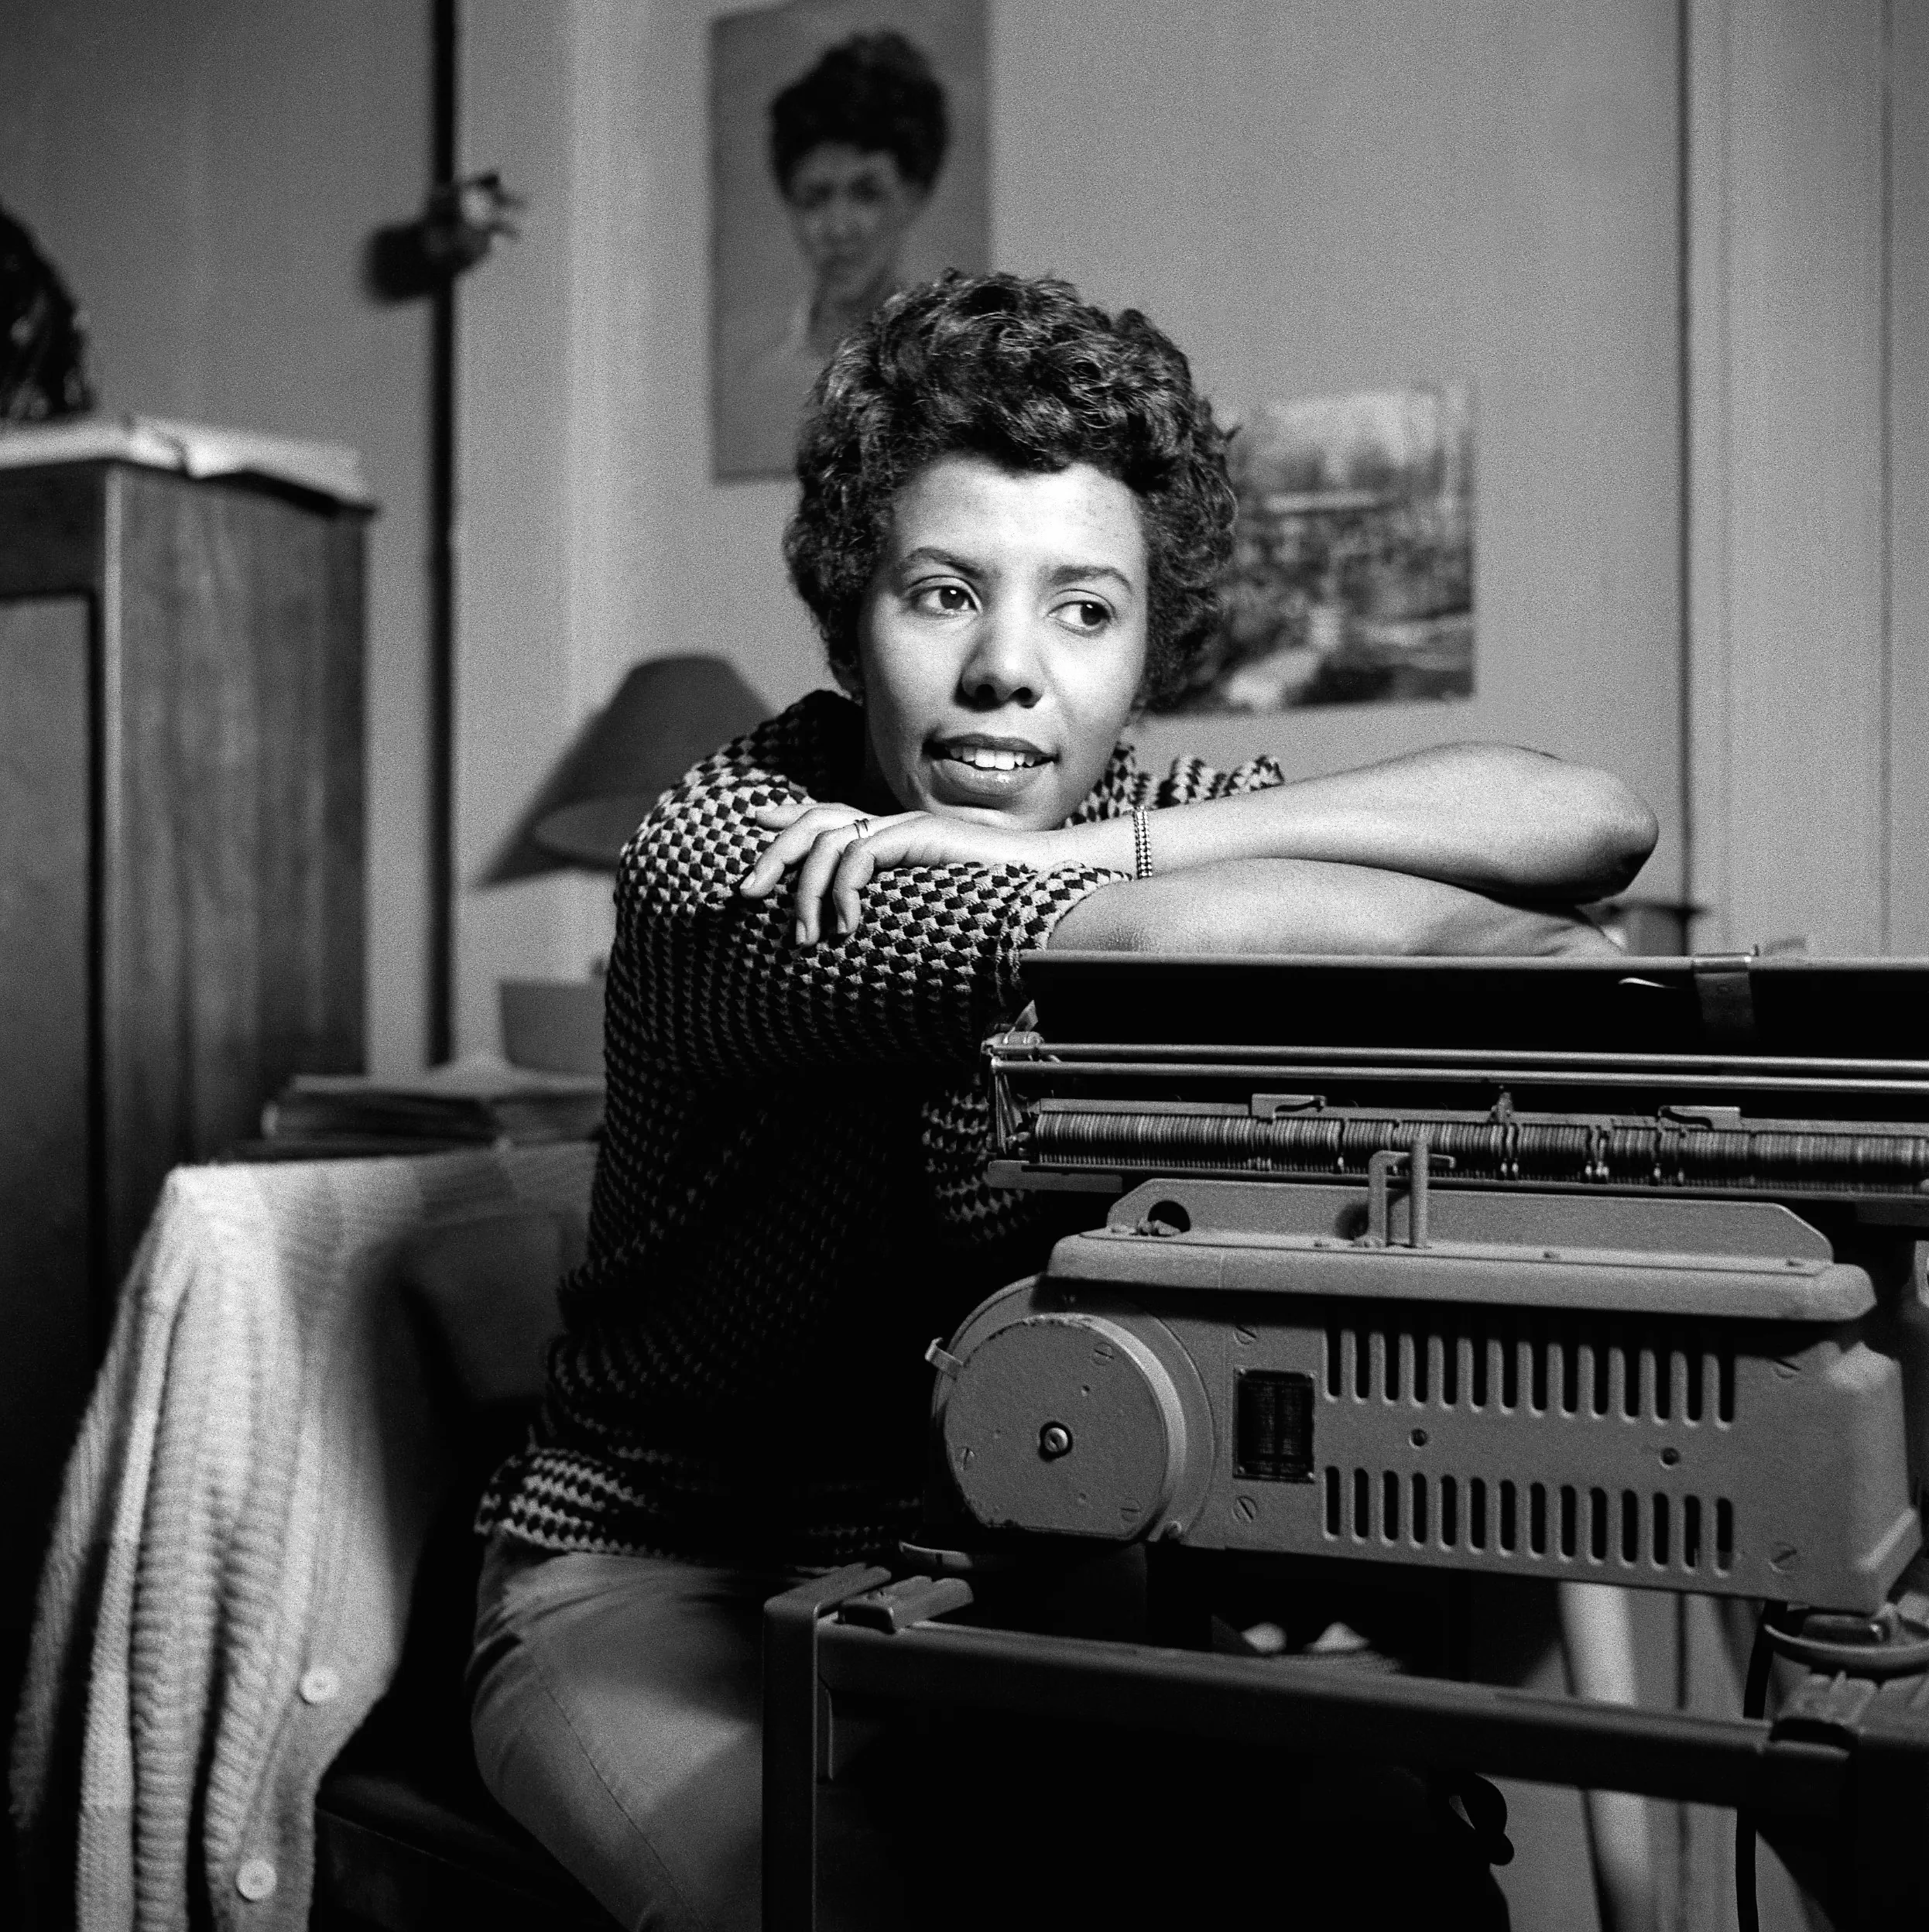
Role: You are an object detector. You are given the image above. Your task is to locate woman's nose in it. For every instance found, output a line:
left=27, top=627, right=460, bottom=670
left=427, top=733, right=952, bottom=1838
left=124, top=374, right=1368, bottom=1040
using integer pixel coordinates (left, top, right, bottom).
left=958, top=610, right=1044, bottom=707
left=821, top=191, right=865, bottom=244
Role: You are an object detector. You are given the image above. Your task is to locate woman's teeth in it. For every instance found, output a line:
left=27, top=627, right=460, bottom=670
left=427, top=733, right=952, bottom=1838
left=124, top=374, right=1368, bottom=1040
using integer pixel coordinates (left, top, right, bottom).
left=942, top=745, right=1044, bottom=771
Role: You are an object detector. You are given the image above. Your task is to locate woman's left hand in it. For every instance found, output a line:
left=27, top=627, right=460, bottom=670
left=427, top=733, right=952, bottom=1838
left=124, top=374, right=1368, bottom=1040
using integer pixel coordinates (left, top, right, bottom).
left=737, top=800, right=1061, bottom=944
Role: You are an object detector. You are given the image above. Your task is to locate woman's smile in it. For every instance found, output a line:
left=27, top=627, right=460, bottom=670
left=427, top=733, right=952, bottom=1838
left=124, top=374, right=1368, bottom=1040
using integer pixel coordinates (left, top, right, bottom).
left=925, top=731, right=1057, bottom=806
left=856, top=454, right=1150, bottom=833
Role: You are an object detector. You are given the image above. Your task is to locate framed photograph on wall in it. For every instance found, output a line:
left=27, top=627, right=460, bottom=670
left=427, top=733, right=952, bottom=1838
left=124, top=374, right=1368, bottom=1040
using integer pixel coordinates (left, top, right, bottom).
left=710, top=0, right=990, bottom=481
left=1159, top=385, right=1475, bottom=714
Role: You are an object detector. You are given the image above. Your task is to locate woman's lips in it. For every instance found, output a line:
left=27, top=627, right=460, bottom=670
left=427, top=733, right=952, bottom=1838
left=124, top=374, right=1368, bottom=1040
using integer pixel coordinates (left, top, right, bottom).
left=926, top=739, right=1055, bottom=805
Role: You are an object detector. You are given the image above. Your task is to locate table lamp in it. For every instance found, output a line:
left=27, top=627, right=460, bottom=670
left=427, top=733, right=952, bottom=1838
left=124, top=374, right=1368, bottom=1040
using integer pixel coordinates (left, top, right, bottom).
left=485, top=653, right=768, bottom=1070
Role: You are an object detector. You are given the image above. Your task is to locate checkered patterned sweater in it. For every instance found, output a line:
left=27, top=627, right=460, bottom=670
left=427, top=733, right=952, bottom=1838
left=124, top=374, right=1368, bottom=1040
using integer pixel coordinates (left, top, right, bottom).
left=478, top=690, right=1284, bottom=1564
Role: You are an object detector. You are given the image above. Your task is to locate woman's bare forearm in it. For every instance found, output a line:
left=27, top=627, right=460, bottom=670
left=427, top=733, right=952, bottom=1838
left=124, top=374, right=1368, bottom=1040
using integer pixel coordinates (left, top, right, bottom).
left=1048, top=745, right=1657, bottom=901
left=1050, top=858, right=1620, bottom=957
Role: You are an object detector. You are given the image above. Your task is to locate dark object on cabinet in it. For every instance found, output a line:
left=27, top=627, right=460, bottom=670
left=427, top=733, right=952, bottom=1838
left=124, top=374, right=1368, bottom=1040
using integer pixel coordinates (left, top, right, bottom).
left=0, top=203, right=94, bottom=422
left=0, top=457, right=366, bottom=1872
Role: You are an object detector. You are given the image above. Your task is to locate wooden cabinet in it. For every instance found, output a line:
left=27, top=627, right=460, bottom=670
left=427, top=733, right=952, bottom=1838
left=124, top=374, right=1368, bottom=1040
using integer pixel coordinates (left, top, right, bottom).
left=0, top=455, right=366, bottom=1726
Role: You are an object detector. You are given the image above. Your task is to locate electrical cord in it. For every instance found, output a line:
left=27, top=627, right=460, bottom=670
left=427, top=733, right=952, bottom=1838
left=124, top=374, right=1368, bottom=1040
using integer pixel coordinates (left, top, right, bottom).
left=1734, top=1601, right=1783, bottom=1932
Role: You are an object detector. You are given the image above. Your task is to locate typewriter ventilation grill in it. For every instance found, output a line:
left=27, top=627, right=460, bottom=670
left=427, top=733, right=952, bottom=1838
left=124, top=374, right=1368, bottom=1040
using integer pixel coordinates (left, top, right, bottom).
left=1320, top=1313, right=1738, bottom=1425
left=1320, top=1465, right=1735, bottom=1578
left=1304, top=1307, right=1745, bottom=1580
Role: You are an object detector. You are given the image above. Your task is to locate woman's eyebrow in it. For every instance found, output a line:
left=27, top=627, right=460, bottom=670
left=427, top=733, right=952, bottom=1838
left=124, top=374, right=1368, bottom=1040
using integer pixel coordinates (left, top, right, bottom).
left=1043, top=561, right=1135, bottom=595
left=891, top=549, right=1136, bottom=595
left=896, top=544, right=988, bottom=577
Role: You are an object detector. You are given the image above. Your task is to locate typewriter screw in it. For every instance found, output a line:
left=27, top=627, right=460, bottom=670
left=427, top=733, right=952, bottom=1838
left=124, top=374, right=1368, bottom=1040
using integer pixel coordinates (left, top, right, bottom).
left=1410, top=1428, right=1429, bottom=1448
left=1039, top=1423, right=1074, bottom=1459
left=1660, top=1447, right=1681, bottom=1467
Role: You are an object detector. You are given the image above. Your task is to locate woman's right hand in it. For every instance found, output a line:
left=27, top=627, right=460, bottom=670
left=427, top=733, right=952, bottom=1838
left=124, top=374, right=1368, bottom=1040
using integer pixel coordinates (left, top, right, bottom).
left=736, top=799, right=1062, bottom=944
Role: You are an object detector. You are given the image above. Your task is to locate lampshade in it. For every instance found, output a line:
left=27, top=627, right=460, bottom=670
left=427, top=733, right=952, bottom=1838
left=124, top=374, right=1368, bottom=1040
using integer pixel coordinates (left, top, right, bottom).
left=481, top=654, right=769, bottom=882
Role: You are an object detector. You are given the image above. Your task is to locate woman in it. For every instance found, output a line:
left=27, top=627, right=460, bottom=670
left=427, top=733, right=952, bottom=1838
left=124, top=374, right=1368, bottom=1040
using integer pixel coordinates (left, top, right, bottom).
left=735, top=33, right=951, bottom=476
left=769, top=31, right=949, bottom=366
left=471, top=272, right=1657, bottom=1930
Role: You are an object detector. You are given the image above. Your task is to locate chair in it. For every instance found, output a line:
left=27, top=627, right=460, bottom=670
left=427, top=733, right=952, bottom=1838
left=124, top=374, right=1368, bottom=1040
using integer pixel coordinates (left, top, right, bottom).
left=310, top=1204, right=621, bottom=1930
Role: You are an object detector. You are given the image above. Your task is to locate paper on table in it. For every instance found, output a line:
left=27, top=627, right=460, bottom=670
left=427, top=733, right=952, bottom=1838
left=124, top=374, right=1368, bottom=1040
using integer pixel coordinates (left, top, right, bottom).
left=0, top=413, right=372, bottom=506
left=288, top=1053, right=605, bottom=1100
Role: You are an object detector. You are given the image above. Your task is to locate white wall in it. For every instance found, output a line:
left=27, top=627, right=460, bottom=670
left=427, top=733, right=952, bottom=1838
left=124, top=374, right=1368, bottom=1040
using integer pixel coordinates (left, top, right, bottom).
left=1894, top=0, right=1929, bottom=954
left=2, top=0, right=437, bottom=1074
left=992, top=2, right=1682, bottom=863
left=452, top=0, right=1688, bottom=1053
left=1685, top=0, right=1897, bottom=957
left=454, top=3, right=600, bottom=1053
left=455, top=0, right=824, bottom=1054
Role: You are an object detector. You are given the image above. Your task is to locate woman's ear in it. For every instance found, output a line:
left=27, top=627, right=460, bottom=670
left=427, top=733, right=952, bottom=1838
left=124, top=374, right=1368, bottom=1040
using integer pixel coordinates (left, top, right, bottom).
left=831, top=655, right=864, bottom=701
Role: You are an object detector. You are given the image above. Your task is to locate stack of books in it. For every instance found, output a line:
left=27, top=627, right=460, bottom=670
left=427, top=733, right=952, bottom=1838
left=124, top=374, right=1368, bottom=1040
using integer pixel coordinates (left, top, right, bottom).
left=243, top=1055, right=605, bottom=1160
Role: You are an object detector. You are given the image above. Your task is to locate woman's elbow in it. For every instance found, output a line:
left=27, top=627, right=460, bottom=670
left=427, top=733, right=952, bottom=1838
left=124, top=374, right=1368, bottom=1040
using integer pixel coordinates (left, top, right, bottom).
left=1475, top=748, right=1658, bottom=897
left=1578, top=777, right=1660, bottom=896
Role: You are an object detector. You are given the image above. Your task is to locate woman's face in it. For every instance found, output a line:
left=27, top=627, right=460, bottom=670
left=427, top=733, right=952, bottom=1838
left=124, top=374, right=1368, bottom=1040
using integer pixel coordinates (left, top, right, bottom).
left=784, top=144, right=928, bottom=307
left=855, top=454, right=1150, bottom=832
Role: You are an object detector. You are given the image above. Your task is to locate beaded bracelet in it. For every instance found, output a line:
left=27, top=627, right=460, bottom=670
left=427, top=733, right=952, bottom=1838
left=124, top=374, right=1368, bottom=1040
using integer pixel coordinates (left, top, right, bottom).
left=1132, top=805, right=1153, bottom=880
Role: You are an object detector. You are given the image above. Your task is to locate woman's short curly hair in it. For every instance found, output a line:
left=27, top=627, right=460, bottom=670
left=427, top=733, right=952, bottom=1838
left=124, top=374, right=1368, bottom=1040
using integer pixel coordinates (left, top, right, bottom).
left=769, top=32, right=950, bottom=198
left=783, top=272, right=1235, bottom=708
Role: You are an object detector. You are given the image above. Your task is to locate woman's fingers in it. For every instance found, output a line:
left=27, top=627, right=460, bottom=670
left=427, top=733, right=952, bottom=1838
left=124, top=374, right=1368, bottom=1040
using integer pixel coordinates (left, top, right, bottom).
left=738, top=803, right=853, bottom=898
left=791, top=824, right=860, bottom=944
left=821, top=819, right=937, bottom=937
left=739, top=804, right=1034, bottom=937
left=831, top=835, right=878, bottom=938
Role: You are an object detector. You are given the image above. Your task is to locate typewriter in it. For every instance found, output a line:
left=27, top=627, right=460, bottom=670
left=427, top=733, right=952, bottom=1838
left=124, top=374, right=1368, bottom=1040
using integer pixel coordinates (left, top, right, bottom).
left=765, top=955, right=1929, bottom=1932
left=934, top=953, right=1929, bottom=1618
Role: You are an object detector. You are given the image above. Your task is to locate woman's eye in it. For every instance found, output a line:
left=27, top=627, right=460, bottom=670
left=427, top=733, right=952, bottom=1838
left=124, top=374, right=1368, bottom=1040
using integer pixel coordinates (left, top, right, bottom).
left=913, top=583, right=975, bottom=615
left=1056, top=598, right=1112, bottom=633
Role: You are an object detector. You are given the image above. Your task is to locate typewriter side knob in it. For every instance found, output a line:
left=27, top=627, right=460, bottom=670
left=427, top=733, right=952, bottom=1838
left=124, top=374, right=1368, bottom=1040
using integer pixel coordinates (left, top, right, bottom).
left=941, top=1313, right=1188, bottom=1540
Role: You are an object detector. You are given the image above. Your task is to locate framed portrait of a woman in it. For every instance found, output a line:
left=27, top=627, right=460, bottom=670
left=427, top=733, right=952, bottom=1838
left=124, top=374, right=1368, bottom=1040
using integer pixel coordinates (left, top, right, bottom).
left=710, top=0, right=989, bottom=481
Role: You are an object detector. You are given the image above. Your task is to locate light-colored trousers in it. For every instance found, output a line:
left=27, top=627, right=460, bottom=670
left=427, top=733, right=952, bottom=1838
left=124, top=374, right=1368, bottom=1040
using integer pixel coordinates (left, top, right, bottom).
left=470, top=1532, right=1512, bottom=1932
left=468, top=1533, right=906, bottom=1932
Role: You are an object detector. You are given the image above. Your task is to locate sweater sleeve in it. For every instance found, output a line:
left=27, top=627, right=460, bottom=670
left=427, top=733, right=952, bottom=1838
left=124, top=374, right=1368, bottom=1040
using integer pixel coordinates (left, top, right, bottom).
left=1150, top=749, right=1289, bottom=806
left=615, top=709, right=1125, bottom=1081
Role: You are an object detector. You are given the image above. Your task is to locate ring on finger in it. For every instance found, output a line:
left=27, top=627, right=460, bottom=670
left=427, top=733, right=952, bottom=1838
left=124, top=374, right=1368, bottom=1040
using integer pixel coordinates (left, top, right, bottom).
left=848, top=817, right=871, bottom=841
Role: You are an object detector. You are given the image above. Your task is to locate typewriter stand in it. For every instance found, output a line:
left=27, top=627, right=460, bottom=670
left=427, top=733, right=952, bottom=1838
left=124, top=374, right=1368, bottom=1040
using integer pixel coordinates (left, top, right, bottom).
left=762, top=1560, right=1929, bottom=1931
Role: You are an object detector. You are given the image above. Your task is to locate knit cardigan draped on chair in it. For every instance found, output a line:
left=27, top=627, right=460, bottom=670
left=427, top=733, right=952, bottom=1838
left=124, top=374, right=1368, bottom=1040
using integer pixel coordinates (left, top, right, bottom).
left=10, top=1144, right=594, bottom=1931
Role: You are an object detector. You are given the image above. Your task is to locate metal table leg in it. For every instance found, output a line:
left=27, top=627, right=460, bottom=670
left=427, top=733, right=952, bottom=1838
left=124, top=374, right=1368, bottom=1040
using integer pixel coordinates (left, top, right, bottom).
left=762, top=1564, right=890, bottom=1932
